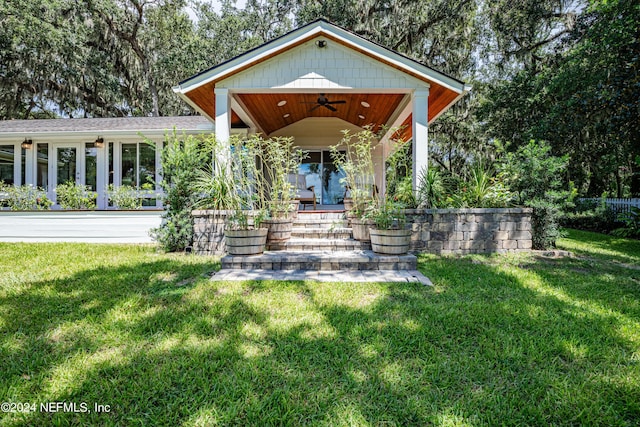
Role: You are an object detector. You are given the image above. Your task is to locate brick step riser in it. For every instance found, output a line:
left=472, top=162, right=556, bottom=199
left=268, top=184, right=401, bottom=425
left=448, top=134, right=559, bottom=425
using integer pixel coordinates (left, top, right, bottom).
left=291, top=231, right=353, bottom=239
left=295, top=213, right=346, bottom=220
left=293, top=222, right=349, bottom=229
left=221, top=260, right=416, bottom=271
left=267, top=241, right=371, bottom=251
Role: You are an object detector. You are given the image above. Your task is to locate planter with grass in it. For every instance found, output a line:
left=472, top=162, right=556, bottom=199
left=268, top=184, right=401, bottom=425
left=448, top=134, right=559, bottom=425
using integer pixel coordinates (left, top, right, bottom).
left=224, top=227, right=268, bottom=255
left=369, top=228, right=412, bottom=254
left=262, top=217, right=293, bottom=242
left=261, top=137, right=306, bottom=244
left=351, top=217, right=374, bottom=241
left=191, top=134, right=272, bottom=255
left=368, top=199, right=411, bottom=254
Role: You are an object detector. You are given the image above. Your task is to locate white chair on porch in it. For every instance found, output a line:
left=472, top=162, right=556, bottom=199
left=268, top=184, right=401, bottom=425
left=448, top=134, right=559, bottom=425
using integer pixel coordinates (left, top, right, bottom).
left=288, top=173, right=316, bottom=210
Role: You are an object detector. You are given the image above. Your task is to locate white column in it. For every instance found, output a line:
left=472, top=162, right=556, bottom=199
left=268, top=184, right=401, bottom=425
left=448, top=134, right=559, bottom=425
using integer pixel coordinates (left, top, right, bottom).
left=24, top=142, right=35, bottom=186
left=411, top=89, right=429, bottom=192
left=215, top=88, right=231, bottom=144
left=96, top=143, right=106, bottom=209
left=13, top=144, right=20, bottom=185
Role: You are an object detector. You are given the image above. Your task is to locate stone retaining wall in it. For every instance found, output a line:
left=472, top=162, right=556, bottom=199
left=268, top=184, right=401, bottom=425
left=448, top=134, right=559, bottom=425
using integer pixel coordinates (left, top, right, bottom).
left=405, top=208, right=533, bottom=254
left=192, top=208, right=533, bottom=256
left=192, top=210, right=230, bottom=255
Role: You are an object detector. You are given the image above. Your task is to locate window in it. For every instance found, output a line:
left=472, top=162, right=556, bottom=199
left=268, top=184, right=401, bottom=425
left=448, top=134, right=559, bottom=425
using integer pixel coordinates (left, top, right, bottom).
left=85, top=143, right=97, bottom=191
left=108, top=142, right=114, bottom=185
left=20, top=148, right=26, bottom=185
left=121, top=142, right=156, bottom=189
left=0, top=145, right=15, bottom=184
left=37, top=144, right=48, bottom=189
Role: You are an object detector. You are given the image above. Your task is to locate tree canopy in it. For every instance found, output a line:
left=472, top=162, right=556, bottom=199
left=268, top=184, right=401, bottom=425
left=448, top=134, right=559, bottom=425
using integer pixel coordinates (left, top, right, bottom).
left=1, top=0, right=638, bottom=195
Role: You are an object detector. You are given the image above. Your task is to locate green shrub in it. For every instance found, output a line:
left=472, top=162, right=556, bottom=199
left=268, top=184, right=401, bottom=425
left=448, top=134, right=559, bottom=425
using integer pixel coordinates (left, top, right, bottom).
left=0, top=182, right=52, bottom=210
left=498, top=140, right=570, bottom=249
left=54, top=182, right=96, bottom=210
left=151, top=132, right=214, bottom=252
left=458, top=163, right=514, bottom=208
left=416, top=167, right=449, bottom=208
left=108, top=184, right=143, bottom=210
left=560, top=197, right=620, bottom=233
left=612, top=207, right=640, bottom=238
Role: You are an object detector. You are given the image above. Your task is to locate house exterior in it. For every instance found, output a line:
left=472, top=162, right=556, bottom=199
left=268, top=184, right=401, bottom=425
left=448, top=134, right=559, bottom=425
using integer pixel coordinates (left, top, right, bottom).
left=0, top=116, right=234, bottom=209
left=0, top=19, right=469, bottom=209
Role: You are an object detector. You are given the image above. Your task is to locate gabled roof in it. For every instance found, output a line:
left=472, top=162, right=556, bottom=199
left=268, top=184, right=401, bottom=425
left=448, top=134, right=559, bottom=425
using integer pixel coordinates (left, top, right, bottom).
left=174, top=19, right=470, bottom=128
left=176, top=19, right=466, bottom=93
left=0, top=116, right=214, bottom=140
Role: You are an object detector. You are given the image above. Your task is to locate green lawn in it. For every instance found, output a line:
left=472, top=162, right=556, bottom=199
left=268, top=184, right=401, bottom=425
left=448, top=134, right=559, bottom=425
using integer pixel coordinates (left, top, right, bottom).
left=0, top=230, right=639, bottom=426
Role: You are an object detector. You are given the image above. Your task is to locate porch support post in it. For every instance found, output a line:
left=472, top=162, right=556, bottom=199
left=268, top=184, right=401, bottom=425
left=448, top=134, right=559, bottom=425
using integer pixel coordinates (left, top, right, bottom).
left=411, top=89, right=429, bottom=192
left=96, top=143, right=106, bottom=209
left=214, top=88, right=231, bottom=144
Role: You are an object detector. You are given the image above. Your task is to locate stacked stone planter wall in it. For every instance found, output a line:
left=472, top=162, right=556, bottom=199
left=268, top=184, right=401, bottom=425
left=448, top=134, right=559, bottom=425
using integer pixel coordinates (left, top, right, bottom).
left=192, top=208, right=533, bottom=256
left=405, top=208, right=533, bottom=254
left=192, top=210, right=229, bottom=255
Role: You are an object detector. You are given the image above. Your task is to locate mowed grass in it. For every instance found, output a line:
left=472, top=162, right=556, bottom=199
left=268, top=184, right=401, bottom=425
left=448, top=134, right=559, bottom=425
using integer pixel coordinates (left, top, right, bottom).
left=0, top=231, right=639, bottom=426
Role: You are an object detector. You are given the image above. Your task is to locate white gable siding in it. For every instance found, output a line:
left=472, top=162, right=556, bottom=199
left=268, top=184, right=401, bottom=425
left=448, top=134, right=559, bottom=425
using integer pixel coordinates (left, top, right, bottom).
left=218, top=37, right=428, bottom=90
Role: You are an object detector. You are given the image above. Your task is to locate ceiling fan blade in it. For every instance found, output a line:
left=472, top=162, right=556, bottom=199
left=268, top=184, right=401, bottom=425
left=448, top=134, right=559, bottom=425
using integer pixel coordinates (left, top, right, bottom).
left=326, top=100, right=346, bottom=104
left=324, top=104, right=337, bottom=112
left=309, top=104, right=322, bottom=112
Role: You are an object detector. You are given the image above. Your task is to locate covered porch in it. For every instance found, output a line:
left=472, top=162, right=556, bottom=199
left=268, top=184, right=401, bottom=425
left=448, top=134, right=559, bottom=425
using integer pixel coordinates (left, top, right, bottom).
left=174, top=19, right=470, bottom=206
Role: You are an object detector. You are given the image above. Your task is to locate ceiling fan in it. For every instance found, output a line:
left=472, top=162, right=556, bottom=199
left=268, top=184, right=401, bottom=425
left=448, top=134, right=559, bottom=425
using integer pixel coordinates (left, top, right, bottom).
left=303, top=93, right=346, bottom=112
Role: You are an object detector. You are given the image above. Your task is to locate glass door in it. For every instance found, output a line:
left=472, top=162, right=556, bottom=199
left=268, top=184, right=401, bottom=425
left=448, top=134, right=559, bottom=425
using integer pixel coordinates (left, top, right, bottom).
left=51, top=143, right=96, bottom=206
left=322, top=150, right=346, bottom=205
left=298, top=150, right=347, bottom=205
left=55, top=146, right=79, bottom=187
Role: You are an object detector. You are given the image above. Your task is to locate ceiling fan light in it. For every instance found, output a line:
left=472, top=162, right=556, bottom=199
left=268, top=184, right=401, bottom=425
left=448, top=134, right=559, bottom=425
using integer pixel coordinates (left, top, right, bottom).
left=277, top=100, right=287, bottom=107
left=360, top=101, right=370, bottom=108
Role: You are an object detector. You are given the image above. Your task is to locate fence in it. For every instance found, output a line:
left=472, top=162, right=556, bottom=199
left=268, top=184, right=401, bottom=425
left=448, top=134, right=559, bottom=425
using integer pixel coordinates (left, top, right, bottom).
left=579, top=198, right=640, bottom=214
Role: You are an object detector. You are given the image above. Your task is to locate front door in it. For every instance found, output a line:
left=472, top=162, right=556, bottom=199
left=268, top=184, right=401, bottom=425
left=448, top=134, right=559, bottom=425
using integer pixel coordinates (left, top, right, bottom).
left=298, top=150, right=346, bottom=205
left=50, top=143, right=98, bottom=206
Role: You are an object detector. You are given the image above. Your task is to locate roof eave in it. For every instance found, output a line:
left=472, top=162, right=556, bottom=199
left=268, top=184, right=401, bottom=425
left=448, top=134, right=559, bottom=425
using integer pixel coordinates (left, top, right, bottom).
left=429, top=85, right=472, bottom=123
left=0, top=128, right=215, bottom=142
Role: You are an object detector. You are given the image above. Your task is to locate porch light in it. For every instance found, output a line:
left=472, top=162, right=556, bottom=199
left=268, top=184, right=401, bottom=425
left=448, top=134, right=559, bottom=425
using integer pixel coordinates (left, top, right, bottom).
left=315, top=40, right=327, bottom=48
left=360, top=101, right=370, bottom=108
left=21, top=139, right=33, bottom=149
left=277, top=100, right=287, bottom=107
left=94, top=137, right=104, bottom=148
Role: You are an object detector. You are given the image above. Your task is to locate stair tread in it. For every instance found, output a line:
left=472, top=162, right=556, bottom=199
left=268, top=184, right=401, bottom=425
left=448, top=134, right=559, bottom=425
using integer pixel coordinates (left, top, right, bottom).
left=223, top=250, right=415, bottom=262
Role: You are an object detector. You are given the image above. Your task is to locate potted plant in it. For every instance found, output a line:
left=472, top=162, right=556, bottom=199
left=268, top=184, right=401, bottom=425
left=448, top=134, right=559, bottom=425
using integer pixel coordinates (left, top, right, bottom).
left=368, top=198, right=412, bottom=254
left=330, top=127, right=379, bottom=241
left=261, top=137, right=307, bottom=244
left=194, top=134, right=269, bottom=255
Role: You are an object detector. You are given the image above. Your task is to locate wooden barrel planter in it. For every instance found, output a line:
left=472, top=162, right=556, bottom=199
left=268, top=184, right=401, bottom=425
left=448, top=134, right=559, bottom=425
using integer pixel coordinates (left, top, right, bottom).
left=351, top=218, right=374, bottom=242
left=224, top=228, right=268, bottom=255
left=369, top=228, right=412, bottom=255
left=262, top=218, right=293, bottom=242
left=269, top=200, right=299, bottom=220
left=343, top=197, right=353, bottom=212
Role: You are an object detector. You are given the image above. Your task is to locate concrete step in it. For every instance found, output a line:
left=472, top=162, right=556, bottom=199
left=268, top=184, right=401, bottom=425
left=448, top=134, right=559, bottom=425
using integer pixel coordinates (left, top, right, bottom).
left=290, top=227, right=353, bottom=239
left=267, top=238, right=370, bottom=251
left=293, top=219, right=349, bottom=229
left=221, top=250, right=417, bottom=271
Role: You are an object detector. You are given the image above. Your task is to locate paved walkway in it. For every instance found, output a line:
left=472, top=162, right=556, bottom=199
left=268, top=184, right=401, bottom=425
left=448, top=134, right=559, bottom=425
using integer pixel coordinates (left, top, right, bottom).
left=212, top=269, right=433, bottom=285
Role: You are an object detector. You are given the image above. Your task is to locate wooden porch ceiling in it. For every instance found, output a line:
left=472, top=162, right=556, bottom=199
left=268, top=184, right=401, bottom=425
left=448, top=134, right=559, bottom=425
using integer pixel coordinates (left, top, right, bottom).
left=184, top=84, right=459, bottom=136
left=237, top=93, right=405, bottom=135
